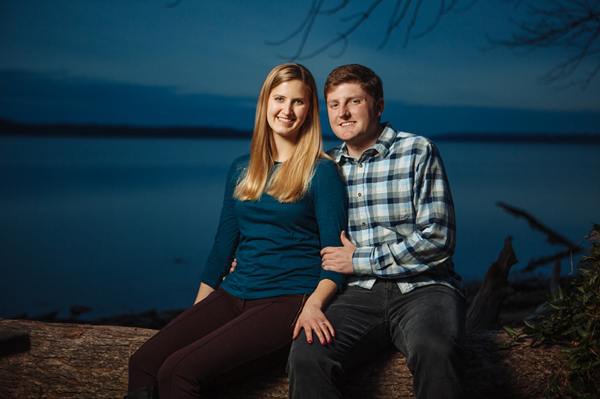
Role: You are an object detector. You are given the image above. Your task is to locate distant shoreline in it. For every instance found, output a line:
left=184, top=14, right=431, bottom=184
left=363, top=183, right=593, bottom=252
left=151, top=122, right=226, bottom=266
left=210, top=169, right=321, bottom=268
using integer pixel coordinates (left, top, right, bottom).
left=431, top=132, right=600, bottom=145
left=0, top=118, right=253, bottom=140
left=2, top=118, right=599, bottom=144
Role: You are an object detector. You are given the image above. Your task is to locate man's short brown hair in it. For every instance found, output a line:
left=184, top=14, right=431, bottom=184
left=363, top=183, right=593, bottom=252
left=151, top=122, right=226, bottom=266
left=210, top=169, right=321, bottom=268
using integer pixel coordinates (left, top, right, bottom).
left=324, top=64, right=384, bottom=102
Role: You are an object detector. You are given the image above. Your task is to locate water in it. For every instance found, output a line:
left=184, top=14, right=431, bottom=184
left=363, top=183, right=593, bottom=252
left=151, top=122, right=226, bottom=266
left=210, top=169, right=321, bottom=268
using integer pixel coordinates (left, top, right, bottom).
left=1, top=136, right=598, bottom=320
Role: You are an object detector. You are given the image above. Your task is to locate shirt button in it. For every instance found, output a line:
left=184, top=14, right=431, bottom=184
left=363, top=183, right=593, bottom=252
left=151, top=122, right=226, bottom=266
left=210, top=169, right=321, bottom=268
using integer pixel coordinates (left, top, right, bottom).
left=358, top=193, right=362, bottom=197
left=359, top=163, right=363, bottom=168
left=361, top=222, right=366, bottom=227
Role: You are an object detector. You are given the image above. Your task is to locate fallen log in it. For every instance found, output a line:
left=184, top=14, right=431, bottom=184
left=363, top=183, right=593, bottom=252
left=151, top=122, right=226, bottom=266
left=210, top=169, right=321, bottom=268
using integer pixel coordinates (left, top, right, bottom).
left=0, top=237, right=564, bottom=398
left=0, top=319, right=565, bottom=399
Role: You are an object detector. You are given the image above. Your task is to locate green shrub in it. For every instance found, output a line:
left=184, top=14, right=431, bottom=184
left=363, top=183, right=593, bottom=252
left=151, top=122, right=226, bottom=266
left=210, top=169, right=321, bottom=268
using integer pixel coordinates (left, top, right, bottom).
left=503, top=223, right=600, bottom=399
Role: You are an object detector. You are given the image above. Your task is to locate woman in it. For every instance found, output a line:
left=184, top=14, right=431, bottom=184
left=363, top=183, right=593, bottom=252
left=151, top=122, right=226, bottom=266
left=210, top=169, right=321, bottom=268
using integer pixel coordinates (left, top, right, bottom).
left=125, top=63, right=348, bottom=399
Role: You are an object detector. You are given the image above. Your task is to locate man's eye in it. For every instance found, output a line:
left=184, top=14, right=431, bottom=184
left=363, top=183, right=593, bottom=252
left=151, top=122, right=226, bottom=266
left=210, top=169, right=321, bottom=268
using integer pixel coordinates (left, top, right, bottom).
left=329, top=103, right=338, bottom=108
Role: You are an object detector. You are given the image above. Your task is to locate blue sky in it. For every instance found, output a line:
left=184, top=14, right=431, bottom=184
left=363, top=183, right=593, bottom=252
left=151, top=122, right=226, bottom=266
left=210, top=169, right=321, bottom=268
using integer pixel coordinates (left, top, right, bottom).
left=1, top=0, right=599, bottom=136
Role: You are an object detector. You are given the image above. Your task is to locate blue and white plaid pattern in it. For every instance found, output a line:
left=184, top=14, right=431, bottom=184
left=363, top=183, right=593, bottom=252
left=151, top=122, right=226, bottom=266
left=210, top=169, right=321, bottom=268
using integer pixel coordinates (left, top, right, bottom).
left=329, top=123, right=466, bottom=296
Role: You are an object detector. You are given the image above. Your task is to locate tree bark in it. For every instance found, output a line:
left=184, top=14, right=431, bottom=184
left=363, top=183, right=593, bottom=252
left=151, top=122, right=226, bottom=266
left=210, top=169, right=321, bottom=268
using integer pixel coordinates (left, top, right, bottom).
left=0, top=319, right=565, bottom=399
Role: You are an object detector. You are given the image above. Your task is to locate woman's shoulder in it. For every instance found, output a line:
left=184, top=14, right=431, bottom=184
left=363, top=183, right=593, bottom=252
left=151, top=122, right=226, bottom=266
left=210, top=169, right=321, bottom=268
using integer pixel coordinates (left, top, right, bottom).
left=227, top=154, right=250, bottom=179
left=232, top=154, right=251, bottom=166
left=230, top=154, right=250, bottom=170
left=314, top=156, right=340, bottom=173
left=312, top=156, right=344, bottom=182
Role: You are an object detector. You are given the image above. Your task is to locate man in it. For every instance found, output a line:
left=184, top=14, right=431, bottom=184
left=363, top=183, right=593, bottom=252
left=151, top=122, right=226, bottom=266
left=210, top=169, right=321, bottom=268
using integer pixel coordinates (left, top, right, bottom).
left=287, top=64, right=468, bottom=399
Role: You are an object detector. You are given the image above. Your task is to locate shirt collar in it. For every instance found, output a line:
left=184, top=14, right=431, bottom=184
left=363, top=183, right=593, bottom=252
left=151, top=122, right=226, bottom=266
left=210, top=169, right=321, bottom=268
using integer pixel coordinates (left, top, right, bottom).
left=331, top=122, right=396, bottom=164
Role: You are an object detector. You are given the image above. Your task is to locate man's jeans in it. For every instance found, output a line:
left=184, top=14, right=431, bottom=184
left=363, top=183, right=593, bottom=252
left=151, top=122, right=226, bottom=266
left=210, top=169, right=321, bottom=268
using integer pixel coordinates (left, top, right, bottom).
left=287, top=281, right=467, bottom=399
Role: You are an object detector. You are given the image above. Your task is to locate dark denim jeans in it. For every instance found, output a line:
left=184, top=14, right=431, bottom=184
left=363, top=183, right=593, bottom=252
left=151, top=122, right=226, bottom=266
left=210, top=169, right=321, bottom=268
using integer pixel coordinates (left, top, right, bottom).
left=287, top=281, right=467, bottom=399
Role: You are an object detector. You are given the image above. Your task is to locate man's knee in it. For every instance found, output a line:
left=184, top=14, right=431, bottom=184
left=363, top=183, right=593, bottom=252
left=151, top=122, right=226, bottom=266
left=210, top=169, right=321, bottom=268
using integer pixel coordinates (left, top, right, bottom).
left=288, top=337, right=318, bottom=371
left=288, top=335, right=336, bottom=376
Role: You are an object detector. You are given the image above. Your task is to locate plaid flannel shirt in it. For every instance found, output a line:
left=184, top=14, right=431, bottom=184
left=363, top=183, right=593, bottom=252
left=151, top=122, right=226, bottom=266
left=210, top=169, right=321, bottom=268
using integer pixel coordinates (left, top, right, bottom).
left=328, top=123, right=466, bottom=297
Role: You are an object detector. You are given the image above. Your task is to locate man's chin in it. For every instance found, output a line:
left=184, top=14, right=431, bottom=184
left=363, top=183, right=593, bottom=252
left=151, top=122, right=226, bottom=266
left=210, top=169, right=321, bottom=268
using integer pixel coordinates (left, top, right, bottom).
left=333, top=131, right=357, bottom=142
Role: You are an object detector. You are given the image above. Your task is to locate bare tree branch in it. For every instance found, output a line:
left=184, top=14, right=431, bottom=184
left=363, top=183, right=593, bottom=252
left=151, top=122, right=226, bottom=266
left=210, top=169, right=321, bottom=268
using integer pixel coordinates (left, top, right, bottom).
left=412, top=0, right=475, bottom=40
left=168, top=1, right=598, bottom=88
left=165, top=0, right=183, bottom=8
left=489, top=0, right=600, bottom=89
left=286, top=0, right=386, bottom=61
left=266, top=0, right=322, bottom=49
left=269, top=0, right=479, bottom=61
left=496, top=201, right=584, bottom=272
left=497, top=201, right=577, bottom=248
left=522, top=248, right=580, bottom=272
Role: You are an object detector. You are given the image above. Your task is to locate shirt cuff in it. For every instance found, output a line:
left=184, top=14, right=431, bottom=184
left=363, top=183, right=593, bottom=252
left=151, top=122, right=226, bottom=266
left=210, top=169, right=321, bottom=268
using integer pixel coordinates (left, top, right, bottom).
left=352, top=246, right=375, bottom=276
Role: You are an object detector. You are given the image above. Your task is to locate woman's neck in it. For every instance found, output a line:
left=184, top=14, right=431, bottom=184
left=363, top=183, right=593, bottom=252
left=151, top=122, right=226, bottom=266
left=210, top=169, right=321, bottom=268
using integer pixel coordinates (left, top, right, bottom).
left=272, top=135, right=298, bottom=162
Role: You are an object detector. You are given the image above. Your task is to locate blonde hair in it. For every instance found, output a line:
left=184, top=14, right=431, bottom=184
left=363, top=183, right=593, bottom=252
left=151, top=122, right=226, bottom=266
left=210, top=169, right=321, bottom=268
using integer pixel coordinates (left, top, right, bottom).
left=234, top=63, right=328, bottom=203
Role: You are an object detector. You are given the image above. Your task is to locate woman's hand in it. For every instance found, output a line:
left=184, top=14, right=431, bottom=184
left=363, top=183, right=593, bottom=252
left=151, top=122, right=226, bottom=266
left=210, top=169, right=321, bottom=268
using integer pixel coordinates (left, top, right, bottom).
left=194, top=282, right=215, bottom=305
left=293, top=302, right=335, bottom=345
left=292, top=279, right=338, bottom=345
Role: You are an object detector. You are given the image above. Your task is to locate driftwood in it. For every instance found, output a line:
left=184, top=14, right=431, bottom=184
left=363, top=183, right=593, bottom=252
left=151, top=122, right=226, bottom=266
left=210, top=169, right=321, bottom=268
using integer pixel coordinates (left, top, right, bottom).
left=0, top=237, right=565, bottom=398
left=0, top=319, right=566, bottom=399
left=496, top=201, right=583, bottom=271
left=466, top=237, right=519, bottom=331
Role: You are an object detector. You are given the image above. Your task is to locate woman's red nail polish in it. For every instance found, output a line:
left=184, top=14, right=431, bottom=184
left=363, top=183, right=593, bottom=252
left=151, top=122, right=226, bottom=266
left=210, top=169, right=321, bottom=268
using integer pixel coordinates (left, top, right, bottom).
left=308, top=339, right=313, bottom=344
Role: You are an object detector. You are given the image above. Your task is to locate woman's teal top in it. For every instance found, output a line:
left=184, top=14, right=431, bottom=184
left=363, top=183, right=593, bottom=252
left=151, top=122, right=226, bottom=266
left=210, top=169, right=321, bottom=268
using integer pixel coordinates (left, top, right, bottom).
left=201, top=154, right=348, bottom=299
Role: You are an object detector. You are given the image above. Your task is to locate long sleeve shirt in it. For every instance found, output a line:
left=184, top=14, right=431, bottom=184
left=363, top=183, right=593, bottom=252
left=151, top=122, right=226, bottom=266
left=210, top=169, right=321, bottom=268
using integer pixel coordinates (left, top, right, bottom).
left=328, top=123, right=466, bottom=297
left=201, top=154, right=348, bottom=299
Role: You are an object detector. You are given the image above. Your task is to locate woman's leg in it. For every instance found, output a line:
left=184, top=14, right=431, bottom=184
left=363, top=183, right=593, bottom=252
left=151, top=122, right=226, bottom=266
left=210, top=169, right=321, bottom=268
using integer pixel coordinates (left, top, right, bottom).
left=157, top=294, right=304, bottom=399
left=127, top=289, right=242, bottom=391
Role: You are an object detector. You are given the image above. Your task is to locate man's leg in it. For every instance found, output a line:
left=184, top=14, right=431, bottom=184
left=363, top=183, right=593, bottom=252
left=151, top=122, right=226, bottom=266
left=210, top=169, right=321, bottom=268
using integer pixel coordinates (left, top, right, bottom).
left=287, top=283, right=391, bottom=399
left=389, top=284, right=467, bottom=399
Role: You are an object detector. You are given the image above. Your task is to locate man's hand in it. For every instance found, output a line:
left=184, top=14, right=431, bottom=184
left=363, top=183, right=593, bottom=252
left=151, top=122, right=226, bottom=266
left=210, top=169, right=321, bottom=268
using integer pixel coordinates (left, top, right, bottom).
left=321, top=231, right=356, bottom=275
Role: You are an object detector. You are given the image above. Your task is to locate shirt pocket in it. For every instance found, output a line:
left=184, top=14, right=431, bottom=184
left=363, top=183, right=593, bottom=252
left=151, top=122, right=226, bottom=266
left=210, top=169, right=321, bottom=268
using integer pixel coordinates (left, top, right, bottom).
left=370, top=180, right=413, bottom=227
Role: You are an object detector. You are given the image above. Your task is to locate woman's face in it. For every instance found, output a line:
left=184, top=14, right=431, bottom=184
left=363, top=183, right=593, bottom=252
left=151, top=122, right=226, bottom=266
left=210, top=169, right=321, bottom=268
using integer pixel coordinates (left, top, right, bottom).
left=266, top=79, right=311, bottom=142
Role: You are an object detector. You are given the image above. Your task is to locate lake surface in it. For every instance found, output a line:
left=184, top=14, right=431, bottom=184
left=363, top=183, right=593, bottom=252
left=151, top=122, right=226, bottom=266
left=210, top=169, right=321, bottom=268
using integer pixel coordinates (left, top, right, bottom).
left=1, top=136, right=598, bottom=320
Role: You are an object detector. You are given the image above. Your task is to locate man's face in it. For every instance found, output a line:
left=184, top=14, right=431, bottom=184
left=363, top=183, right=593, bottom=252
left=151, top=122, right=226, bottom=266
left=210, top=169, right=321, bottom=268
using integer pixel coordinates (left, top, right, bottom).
left=326, top=83, right=384, bottom=153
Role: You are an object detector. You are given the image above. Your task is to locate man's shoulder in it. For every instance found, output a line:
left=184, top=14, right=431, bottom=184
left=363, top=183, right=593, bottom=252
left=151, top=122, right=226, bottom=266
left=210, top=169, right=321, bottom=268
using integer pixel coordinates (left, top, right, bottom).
left=386, top=132, right=433, bottom=157
left=325, top=143, right=344, bottom=158
left=379, top=123, right=432, bottom=149
left=390, top=129, right=433, bottom=148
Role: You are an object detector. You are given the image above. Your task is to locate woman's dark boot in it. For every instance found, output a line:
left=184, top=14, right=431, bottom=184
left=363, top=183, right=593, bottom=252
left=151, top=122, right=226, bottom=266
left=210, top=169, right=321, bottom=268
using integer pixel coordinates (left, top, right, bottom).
left=123, top=386, right=158, bottom=399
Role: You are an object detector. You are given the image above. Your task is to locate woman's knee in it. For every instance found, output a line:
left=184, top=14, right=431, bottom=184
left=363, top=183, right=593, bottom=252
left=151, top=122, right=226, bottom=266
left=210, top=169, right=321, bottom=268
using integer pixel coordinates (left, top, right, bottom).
left=157, top=354, right=198, bottom=397
left=129, top=345, right=151, bottom=373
